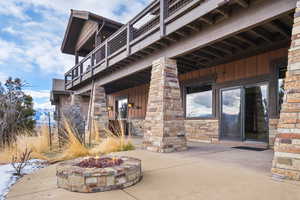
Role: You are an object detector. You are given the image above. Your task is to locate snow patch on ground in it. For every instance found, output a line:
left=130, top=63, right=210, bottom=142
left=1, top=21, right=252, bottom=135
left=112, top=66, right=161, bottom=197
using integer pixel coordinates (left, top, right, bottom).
left=0, top=160, right=46, bottom=200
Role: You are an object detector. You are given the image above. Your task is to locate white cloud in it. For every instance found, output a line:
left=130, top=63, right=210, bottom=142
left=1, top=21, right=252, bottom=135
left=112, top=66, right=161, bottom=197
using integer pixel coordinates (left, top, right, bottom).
left=0, top=39, right=23, bottom=64
left=24, top=90, right=50, bottom=99
left=34, top=101, right=53, bottom=110
left=0, top=0, right=152, bottom=77
left=0, top=72, right=8, bottom=83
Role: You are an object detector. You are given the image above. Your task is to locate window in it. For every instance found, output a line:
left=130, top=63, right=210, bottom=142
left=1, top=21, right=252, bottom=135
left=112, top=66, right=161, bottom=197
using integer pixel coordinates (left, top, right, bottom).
left=278, top=64, right=287, bottom=113
left=186, top=85, right=213, bottom=118
left=116, top=98, right=128, bottom=119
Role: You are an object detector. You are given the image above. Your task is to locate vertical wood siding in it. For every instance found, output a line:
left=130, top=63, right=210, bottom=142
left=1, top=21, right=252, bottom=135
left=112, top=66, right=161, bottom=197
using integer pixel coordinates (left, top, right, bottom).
left=107, top=84, right=149, bottom=119
left=179, top=48, right=288, bottom=83
left=107, top=47, right=288, bottom=119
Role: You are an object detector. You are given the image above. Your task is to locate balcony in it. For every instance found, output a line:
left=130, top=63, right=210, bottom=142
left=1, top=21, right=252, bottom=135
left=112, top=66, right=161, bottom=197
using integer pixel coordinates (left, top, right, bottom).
left=64, top=0, right=221, bottom=89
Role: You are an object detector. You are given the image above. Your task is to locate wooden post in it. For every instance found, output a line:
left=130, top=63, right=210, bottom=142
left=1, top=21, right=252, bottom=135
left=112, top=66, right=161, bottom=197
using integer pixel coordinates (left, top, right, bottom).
left=160, top=0, right=167, bottom=37
left=126, top=24, right=132, bottom=56
left=75, top=51, right=79, bottom=65
left=48, top=112, right=52, bottom=151
left=105, top=40, right=108, bottom=68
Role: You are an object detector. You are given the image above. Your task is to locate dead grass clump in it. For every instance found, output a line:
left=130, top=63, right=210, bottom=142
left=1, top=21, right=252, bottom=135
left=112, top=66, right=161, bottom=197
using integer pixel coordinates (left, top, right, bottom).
left=90, top=121, right=134, bottom=155
left=56, top=119, right=89, bottom=161
left=0, top=126, right=50, bottom=163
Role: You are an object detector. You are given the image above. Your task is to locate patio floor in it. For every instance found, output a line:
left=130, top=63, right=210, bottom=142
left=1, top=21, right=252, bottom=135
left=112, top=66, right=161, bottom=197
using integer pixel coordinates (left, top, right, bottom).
left=7, top=140, right=300, bottom=200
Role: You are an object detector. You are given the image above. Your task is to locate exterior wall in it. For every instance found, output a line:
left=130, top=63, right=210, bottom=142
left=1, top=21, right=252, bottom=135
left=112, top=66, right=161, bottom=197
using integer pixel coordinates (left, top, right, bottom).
left=81, top=96, right=90, bottom=120
left=184, top=120, right=219, bottom=143
left=107, top=84, right=149, bottom=120
left=179, top=48, right=288, bottom=83
left=104, top=47, right=288, bottom=142
left=269, top=118, right=279, bottom=146
left=56, top=95, right=71, bottom=120
left=106, top=84, right=148, bottom=136
left=129, top=119, right=144, bottom=136
left=180, top=47, right=288, bottom=144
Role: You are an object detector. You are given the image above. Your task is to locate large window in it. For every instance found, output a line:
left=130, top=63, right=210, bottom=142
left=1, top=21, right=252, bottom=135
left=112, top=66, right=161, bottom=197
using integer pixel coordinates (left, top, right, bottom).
left=186, top=85, right=213, bottom=118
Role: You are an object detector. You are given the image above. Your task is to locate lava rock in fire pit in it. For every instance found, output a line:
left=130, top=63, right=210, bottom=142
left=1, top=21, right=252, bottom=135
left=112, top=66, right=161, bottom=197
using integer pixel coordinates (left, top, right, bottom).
left=75, top=157, right=123, bottom=168
left=56, top=155, right=142, bottom=193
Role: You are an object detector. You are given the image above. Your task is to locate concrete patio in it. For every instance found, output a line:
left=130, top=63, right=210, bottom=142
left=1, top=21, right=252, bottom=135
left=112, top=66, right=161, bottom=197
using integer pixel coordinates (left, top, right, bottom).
left=7, top=142, right=300, bottom=200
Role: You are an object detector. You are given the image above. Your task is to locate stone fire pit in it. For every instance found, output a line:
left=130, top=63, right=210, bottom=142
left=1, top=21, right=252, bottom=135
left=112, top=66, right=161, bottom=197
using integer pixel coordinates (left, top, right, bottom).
left=56, top=156, right=142, bottom=193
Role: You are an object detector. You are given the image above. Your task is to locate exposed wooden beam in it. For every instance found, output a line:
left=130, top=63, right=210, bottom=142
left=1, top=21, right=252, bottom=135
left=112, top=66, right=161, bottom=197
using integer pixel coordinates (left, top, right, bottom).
left=215, top=8, right=229, bottom=19
left=164, top=36, right=177, bottom=42
left=233, top=35, right=256, bottom=47
left=234, top=0, right=249, bottom=8
left=186, top=24, right=200, bottom=32
left=190, top=53, right=210, bottom=61
left=269, top=20, right=291, bottom=38
left=175, top=29, right=188, bottom=37
left=248, top=29, right=272, bottom=43
left=209, top=45, right=232, bottom=55
left=140, top=48, right=153, bottom=54
left=199, top=49, right=223, bottom=58
left=220, top=40, right=242, bottom=50
left=156, top=41, right=169, bottom=47
left=93, top=0, right=295, bottom=87
left=199, top=16, right=214, bottom=25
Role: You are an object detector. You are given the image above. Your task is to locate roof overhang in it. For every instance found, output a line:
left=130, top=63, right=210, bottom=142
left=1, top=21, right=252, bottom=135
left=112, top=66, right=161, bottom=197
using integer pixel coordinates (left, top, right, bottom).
left=61, top=9, right=123, bottom=55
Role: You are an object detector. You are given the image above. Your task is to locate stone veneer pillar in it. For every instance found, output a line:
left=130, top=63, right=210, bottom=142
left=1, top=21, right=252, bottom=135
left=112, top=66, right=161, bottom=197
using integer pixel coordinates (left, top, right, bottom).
left=89, top=84, right=109, bottom=135
left=272, top=2, right=300, bottom=181
left=143, top=57, right=187, bottom=152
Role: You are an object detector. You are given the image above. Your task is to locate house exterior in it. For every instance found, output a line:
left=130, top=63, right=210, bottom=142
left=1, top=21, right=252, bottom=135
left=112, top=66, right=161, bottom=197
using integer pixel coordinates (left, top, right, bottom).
left=52, top=0, right=300, bottom=180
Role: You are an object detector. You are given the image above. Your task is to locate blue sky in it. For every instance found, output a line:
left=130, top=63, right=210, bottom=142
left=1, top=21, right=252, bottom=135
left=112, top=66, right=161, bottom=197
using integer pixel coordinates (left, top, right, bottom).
left=0, top=0, right=150, bottom=110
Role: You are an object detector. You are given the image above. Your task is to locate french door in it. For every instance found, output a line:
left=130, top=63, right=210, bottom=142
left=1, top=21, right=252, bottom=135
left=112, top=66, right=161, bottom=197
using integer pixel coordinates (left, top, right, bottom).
left=220, top=84, right=269, bottom=142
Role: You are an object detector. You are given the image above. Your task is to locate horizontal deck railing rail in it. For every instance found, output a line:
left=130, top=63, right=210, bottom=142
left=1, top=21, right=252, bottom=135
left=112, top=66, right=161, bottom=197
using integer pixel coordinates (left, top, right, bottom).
left=64, top=0, right=210, bottom=88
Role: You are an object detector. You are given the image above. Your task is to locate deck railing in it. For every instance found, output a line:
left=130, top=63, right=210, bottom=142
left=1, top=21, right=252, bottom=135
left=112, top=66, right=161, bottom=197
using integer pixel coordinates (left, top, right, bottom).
left=65, top=0, right=205, bottom=88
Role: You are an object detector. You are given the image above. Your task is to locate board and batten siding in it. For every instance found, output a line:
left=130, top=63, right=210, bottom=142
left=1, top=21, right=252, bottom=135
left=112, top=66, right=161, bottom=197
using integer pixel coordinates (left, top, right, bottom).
left=107, top=84, right=149, bottom=120
left=179, top=47, right=288, bottom=83
left=107, top=47, right=288, bottom=120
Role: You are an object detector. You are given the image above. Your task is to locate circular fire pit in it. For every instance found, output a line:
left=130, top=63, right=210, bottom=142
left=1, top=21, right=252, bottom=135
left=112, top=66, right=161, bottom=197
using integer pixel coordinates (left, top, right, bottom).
left=56, top=156, right=142, bottom=193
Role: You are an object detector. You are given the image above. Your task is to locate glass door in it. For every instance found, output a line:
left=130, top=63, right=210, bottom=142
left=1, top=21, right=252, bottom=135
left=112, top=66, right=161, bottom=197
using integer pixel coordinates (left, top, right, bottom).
left=220, top=83, right=269, bottom=142
left=220, top=87, right=243, bottom=141
left=116, top=98, right=128, bottom=120
left=244, top=84, right=268, bottom=142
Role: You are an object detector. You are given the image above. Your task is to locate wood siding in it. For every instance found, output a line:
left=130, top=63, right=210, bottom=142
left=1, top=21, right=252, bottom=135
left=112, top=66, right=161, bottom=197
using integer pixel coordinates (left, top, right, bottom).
left=75, top=20, right=98, bottom=51
left=107, top=47, right=288, bottom=119
left=107, top=84, right=149, bottom=120
left=179, top=48, right=288, bottom=83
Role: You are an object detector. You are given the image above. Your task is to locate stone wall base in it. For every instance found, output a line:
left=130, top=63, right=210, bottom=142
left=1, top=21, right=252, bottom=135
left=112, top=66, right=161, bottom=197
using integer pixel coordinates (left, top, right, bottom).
left=269, top=118, right=279, bottom=148
left=143, top=136, right=187, bottom=153
left=271, top=134, right=300, bottom=181
left=128, top=120, right=144, bottom=136
left=185, top=120, right=219, bottom=143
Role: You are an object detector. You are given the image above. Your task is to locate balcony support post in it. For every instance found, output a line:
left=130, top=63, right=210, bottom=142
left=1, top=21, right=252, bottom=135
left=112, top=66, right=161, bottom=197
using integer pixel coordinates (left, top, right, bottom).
left=160, top=0, right=167, bottom=37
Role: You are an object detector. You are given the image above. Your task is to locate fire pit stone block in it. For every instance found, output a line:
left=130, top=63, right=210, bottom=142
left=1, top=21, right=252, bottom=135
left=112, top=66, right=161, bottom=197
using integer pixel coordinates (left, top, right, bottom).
left=56, top=156, right=142, bottom=193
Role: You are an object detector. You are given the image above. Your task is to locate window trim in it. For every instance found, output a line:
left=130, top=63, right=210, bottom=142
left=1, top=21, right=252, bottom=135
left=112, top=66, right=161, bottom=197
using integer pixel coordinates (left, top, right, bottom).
left=182, top=75, right=217, bottom=120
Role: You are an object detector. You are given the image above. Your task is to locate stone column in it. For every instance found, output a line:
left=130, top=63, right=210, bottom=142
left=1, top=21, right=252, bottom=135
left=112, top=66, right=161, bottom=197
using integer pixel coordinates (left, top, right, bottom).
left=143, top=57, right=187, bottom=153
left=272, top=2, right=300, bottom=181
left=89, top=84, right=108, bottom=136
